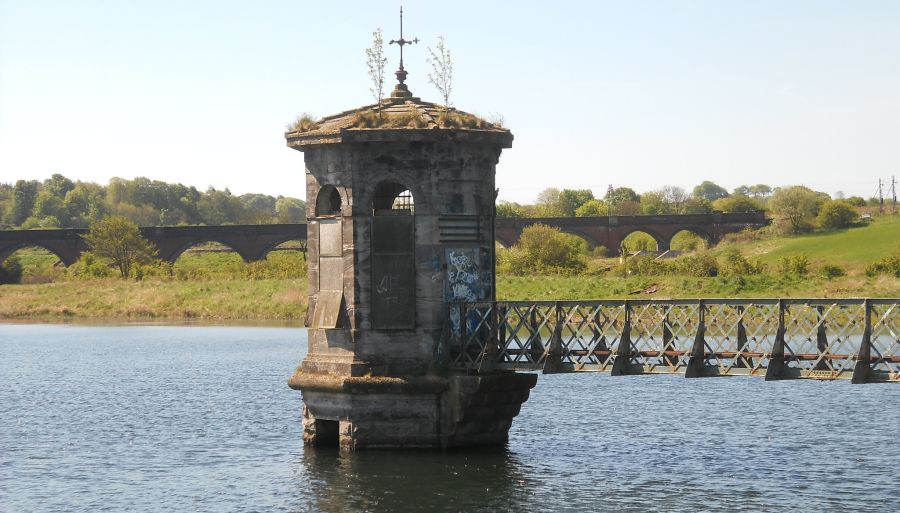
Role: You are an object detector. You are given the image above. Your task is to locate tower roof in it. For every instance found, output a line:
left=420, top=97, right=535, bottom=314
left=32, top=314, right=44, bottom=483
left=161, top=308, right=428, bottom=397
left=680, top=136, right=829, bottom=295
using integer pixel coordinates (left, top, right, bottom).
left=284, top=96, right=513, bottom=150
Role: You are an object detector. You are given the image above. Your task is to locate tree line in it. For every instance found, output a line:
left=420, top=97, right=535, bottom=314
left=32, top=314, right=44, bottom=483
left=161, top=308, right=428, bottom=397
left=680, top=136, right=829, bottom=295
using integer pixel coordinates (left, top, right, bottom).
left=0, top=174, right=307, bottom=230
left=497, top=181, right=873, bottom=233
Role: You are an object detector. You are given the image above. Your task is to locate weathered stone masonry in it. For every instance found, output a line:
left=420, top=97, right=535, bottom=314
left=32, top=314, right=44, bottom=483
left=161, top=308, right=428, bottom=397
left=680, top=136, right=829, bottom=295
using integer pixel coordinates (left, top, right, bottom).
left=286, top=95, right=536, bottom=450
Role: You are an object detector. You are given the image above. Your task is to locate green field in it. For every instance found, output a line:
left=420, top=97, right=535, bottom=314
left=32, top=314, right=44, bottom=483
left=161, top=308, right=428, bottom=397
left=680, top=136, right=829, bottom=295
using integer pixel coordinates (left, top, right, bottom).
left=1, top=216, right=897, bottom=320
left=723, top=215, right=900, bottom=270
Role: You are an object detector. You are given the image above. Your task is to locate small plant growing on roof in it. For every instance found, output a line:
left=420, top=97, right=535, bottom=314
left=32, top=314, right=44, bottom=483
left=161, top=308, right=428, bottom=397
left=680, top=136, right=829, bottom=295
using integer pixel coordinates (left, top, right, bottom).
left=426, top=36, right=453, bottom=119
left=288, top=113, right=319, bottom=133
left=365, top=28, right=388, bottom=117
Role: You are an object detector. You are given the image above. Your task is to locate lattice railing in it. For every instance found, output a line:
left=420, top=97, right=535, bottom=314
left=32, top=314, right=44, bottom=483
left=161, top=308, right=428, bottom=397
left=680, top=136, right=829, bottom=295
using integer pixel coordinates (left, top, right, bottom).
left=443, top=299, right=899, bottom=383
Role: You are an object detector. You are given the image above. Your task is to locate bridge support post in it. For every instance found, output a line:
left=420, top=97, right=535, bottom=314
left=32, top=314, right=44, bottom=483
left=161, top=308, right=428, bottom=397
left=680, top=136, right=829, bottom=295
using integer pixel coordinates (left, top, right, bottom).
left=611, top=301, right=635, bottom=376
left=685, top=300, right=707, bottom=378
left=734, top=306, right=750, bottom=368
left=765, top=300, right=787, bottom=381
left=662, top=311, right=676, bottom=368
left=852, top=299, right=873, bottom=384
left=543, top=302, right=564, bottom=374
left=815, top=305, right=830, bottom=371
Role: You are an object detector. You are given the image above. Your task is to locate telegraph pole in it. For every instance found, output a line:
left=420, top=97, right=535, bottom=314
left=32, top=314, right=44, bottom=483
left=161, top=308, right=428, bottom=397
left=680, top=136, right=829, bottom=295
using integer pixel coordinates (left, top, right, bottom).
left=607, top=184, right=614, bottom=219
left=891, top=175, right=897, bottom=214
left=877, top=178, right=884, bottom=214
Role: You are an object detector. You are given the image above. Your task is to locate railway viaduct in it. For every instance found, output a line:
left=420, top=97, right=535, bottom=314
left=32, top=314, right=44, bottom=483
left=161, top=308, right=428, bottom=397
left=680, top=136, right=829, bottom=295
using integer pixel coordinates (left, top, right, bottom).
left=494, top=211, right=768, bottom=254
left=0, top=224, right=308, bottom=266
left=0, top=211, right=766, bottom=266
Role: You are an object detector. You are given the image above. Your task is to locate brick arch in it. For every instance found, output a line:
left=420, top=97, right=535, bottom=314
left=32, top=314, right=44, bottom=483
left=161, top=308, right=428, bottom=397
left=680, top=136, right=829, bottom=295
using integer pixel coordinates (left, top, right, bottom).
left=0, top=243, right=71, bottom=267
left=257, top=238, right=308, bottom=261
left=164, top=239, right=252, bottom=264
left=556, top=229, right=600, bottom=249
left=617, top=228, right=667, bottom=252
left=667, top=227, right=712, bottom=249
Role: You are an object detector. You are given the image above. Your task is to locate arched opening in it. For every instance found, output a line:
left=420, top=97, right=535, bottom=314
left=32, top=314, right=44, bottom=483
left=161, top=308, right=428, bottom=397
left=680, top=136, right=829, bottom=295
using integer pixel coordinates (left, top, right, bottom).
left=621, top=231, right=660, bottom=255
left=373, top=181, right=414, bottom=215
left=172, top=241, right=245, bottom=278
left=261, top=239, right=307, bottom=278
left=558, top=230, right=596, bottom=252
left=315, top=185, right=342, bottom=217
left=669, top=229, right=709, bottom=253
left=371, top=180, right=415, bottom=329
left=0, top=245, right=65, bottom=284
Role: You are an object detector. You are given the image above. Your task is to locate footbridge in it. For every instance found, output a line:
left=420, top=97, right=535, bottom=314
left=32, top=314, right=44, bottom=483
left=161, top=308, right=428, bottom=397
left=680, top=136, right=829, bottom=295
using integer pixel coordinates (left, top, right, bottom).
left=444, top=299, right=899, bottom=383
left=0, top=224, right=308, bottom=266
left=494, top=211, right=768, bottom=254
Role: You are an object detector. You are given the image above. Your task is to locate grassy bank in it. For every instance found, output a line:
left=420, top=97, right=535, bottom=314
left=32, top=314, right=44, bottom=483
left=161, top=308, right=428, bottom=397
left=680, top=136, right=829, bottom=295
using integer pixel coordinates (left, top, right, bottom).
left=0, top=278, right=307, bottom=321
left=497, top=274, right=900, bottom=300
left=1, top=217, right=897, bottom=322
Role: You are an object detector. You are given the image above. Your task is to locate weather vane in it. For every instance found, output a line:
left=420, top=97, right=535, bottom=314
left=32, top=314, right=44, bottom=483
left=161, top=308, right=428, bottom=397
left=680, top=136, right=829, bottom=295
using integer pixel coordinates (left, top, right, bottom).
left=389, top=6, right=418, bottom=96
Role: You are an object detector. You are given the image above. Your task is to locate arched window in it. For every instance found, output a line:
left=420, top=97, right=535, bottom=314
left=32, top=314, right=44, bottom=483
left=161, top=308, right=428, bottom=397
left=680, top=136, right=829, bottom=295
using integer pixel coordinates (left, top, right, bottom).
left=373, top=181, right=414, bottom=215
left=316, top=185, right=342, bottom=216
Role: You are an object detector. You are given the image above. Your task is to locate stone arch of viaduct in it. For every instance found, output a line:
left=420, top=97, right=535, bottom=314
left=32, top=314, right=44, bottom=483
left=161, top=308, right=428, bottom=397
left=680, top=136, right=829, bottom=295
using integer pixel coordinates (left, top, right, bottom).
left=494, top=211, right=768, bottom=255
left=0, top=212, right=765, bottom=266
left=0, top=224, right=308, bottom=267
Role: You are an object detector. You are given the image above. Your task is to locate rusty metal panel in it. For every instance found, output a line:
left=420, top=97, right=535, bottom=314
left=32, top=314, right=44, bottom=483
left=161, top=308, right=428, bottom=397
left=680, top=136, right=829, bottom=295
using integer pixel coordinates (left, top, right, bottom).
left=312, top=290, right=343, bottom=329
left=372, top=216, right=415, bottom=330
left=319, top=219, right=342, bottom=257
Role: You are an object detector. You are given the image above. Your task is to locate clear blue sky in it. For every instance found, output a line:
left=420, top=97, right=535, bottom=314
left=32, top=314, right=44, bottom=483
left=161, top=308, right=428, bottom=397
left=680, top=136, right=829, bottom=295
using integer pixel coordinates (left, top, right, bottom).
left=2, top=0, right=898, bottom=203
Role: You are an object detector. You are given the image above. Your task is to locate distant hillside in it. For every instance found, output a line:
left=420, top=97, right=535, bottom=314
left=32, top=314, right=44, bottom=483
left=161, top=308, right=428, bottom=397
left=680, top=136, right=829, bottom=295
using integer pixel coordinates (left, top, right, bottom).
left=718, top=215, right=900, bottom=273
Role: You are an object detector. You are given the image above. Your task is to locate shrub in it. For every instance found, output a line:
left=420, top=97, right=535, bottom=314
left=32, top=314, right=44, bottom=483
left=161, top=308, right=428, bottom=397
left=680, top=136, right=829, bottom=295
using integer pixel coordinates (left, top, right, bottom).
left=68, top=252, right=116, bottom=279
left=622, top=232, right=657, bottom=252
left=590, top=245, right=610, bottom=258
left=721, top=227, right=765, bottom=244
left=619, top=255, right=665, bottom=276
left=817, top=200, right=858, bottom=229
left=865, top=247, right=900, bottom=278
left=617, top=252, right=718, bottom=277
left=777, top=254, right=810, bottom=276
left=670, top=231, right=707, bottom=251
left=671, top=252, right=719, bottom=277
left=719, top=247, right=765, bottom=277
left=0, top=256, right=23, bottom=284
left=819, top=264, right=846, bottom=279
left=288, top=113, right=319, bottom=132
left=353, top=110, right=428, bottom=128
left=130, top=260, right=174, bottom=281
left=769, top=186, right=826, bottom=234
left=499, top=224, right=586, bottom=275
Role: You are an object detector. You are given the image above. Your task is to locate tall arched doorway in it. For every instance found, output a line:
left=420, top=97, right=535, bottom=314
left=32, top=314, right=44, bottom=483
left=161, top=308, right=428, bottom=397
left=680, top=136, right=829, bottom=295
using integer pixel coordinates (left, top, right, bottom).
left=371, top=180, right=415, bottom=330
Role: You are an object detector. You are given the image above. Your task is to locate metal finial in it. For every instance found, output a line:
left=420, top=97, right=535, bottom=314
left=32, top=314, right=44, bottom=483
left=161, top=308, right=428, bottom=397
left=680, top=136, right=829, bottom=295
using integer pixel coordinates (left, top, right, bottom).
left=388, top=6, right=418, bottom=97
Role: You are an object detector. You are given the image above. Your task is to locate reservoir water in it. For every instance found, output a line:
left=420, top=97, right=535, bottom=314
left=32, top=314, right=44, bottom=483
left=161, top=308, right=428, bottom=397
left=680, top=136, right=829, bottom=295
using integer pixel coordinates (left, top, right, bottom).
left=1, top=324, right=897, bottom=512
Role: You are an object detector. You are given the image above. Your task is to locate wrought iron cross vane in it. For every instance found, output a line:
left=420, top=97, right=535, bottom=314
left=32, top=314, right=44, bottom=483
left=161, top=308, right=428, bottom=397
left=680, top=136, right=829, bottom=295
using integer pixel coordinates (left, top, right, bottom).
left=389, top=6, right=418, bottom=72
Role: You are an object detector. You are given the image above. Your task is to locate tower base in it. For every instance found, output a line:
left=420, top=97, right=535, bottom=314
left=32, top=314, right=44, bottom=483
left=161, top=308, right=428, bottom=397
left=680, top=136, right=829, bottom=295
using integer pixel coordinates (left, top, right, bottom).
left=289, top=371, right=537, bottom=451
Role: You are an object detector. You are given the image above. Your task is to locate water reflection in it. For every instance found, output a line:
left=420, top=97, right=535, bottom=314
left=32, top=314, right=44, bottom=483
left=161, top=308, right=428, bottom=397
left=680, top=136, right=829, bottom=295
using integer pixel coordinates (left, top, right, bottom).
left=298, top=446, right=534, bottom=513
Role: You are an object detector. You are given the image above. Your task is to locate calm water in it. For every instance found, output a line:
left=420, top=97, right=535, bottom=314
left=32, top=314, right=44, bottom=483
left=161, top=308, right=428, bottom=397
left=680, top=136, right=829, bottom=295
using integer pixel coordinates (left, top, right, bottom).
left=1, top=324, right=897, bottom=513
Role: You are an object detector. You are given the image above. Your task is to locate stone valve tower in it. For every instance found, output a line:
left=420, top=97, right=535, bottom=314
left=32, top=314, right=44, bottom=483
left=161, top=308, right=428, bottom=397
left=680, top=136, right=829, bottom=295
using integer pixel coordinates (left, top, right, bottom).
left=285, top=48, right=536, bottom=451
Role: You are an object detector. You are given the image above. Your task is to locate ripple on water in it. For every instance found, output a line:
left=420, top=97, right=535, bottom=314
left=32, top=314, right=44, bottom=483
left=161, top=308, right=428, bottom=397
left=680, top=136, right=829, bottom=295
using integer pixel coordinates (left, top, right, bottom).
left=1, top=324, right=898, bottom=512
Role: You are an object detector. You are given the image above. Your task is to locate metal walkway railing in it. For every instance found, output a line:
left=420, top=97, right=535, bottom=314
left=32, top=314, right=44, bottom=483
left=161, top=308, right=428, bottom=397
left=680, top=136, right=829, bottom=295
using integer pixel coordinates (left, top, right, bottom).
left=443, top=299, right=899, bottom=383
